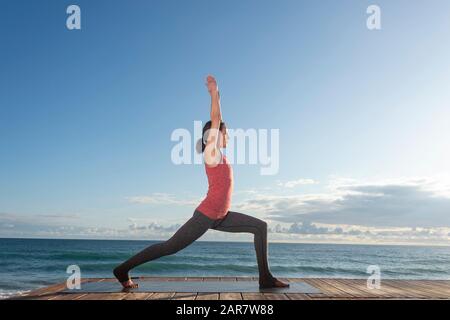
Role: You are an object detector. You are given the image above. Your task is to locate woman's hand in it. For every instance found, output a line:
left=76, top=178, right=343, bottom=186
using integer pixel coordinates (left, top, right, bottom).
left=206, top=75, right=219, bottom=98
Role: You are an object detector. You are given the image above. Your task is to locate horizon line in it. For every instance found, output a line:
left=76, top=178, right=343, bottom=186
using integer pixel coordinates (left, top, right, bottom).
left=1, top=237, right=449, bottom=248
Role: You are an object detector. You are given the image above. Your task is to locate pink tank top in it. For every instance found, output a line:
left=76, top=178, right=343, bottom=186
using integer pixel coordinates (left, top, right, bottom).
left=196, top=155, right=233, bottom=220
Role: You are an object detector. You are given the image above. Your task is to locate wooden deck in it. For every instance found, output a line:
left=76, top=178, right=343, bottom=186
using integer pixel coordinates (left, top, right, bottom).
left=10, top=277, right=450, bottom=300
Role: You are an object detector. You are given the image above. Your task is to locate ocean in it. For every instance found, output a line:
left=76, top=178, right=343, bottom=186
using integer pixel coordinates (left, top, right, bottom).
left=1, top=238, right=449, bottom=299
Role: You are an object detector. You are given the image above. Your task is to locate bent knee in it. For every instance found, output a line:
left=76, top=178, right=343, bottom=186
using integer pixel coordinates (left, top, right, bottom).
left=255, top=220, right=268, bottom=234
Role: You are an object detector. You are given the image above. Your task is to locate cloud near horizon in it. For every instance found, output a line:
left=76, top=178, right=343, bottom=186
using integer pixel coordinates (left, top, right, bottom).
left=1, top=176, right=450, bottom=245
left=126, top=193, right=200, bottom=206
left=277, top=178, right=317, bottom=188
left=1, top=210, right=449, bottom=245
left=235, top=177, right=450, bottom=229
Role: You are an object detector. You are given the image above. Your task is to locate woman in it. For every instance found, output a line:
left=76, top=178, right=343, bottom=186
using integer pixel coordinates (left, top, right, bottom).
left=113, top=75, right=289, bottom=289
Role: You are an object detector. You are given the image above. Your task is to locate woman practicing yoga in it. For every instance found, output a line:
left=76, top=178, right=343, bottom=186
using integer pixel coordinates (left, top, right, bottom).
left=114, top=75, right=289, bottom=289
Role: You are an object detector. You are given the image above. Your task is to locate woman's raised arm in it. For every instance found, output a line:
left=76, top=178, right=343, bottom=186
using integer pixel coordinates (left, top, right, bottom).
left=204, top=75, right=223, bottom=166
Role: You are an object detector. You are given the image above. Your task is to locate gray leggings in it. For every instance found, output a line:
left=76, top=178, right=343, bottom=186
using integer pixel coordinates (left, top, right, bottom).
left=114, top=210, right=275, bottom=283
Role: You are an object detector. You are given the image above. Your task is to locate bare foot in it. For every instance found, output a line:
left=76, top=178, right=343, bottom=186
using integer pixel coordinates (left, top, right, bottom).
left=121, top=279, right=139, bottom=289
left=113, top=266, right=139, bottom=289
left=259, top=277, right=290, bottom=289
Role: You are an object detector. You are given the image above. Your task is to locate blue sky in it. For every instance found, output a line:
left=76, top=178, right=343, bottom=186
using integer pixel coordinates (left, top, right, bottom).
left=1, top=0, right=450, bottom=244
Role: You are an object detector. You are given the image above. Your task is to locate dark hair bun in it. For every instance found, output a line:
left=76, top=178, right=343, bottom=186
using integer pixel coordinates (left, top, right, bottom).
left=199, top=120, right=226, bottom=154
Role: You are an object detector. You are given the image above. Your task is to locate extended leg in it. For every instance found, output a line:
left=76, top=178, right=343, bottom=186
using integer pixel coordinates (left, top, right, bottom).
left=114, top=211, right=214, bottom=286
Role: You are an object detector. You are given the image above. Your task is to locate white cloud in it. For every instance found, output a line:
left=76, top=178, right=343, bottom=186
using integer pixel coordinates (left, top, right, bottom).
left=267, top=220, right=450, bottom=245
left=2, top=176, right=450, bottom=245
left=126, top=193, right=200, bottom=206
left=277, top=178, right=317, bottom=188
left=128, top=217, right=181, bottom=233
left=235, top=177, right=450, bottom=229
left=0, top=212, right=81, bottom=226
left=1, top=210, right=449, bottom=245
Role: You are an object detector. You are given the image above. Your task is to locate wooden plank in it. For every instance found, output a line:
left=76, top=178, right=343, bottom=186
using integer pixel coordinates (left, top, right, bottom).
left=21, top=282, right=66, bottom=298
left=301, top=278, right=352, bottom=298
left=123, top=292, right=155, bottom=300
left=49, top=293, right=87, bottom=300
left=411, top=280, right=450, bottom=295
left=242, top=293, right=266, bottom=300
left=430, top=280, right=450, bottom=288
left=331, top=279, right=392, bottom=298
left=286, top=293, right=312, bottom=300
left=342, top=279, right=431, bottom=299
left=262, top=293, right=289, bottom=300
left=149, top=292, right=176, bottom=300
left=196, top=293, right=219, bottom=300
left=287, top=278, right=326, bottom=299
left=33, top=294, right=65, bottom=300
left=386, top=280, right=450, bottom=298
left=338, top=279, right=400, bottom=298
left=172, top=292, right=197, bottom=300
left=20, top=278, right=102, bottom=299
left=380, top=280, right=436, bottom=298
left=219, top=292, right=243, bottom=300
left=306, top=296, right=335, bottom=300
left=77, top=293, right=126, bottom=300
left=319, top=279, right=366, bottom=298
left=365, top=280, right=424, bottom=298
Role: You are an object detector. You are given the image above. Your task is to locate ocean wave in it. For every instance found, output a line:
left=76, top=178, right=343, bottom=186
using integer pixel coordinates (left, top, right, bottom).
left=0, top=290, right=30, bottom=300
